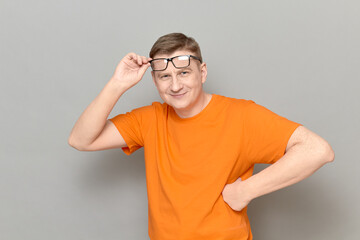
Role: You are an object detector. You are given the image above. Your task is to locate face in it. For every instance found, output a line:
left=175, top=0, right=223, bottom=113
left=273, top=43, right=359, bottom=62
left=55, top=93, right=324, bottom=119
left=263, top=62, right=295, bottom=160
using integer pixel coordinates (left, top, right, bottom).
left=151, top=50, right=208, bottom=116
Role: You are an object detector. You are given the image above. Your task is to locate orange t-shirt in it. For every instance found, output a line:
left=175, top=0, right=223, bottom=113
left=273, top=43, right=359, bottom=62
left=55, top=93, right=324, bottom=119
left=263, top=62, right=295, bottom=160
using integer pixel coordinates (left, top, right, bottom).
left=109, top=94, right=301, bottom=240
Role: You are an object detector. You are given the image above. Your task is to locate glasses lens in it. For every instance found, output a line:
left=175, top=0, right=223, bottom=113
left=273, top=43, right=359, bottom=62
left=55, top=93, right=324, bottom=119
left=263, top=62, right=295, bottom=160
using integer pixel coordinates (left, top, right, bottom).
left=151, top=59, right=167, bottom=71
left=151, top=55, right=191, bottom=71
left=172, top=55, right=190, bottom=68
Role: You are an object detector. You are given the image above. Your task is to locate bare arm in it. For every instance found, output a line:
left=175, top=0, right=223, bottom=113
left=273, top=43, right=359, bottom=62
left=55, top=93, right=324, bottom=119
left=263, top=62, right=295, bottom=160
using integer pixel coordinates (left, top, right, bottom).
left=222, top=126, right=335, bottom=211
left=68, top=53, right=151, bottom=151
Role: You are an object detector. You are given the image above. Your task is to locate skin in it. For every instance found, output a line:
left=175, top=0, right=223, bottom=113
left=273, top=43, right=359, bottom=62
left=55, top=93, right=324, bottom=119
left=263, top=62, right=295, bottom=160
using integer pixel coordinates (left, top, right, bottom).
left=150, top=51, right=335, bottom=211
left=69, top=51, right=334, bottom=212
left=222, top=124, right=335, bottom=211
left=151, top=50, right=212, bottom=118
left=68, top=52, right=152, bottom=151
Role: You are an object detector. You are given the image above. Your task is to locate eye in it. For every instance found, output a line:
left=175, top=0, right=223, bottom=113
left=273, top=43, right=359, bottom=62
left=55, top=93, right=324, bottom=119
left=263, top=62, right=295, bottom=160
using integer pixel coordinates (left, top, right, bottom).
left=180, top=71, right=189, bottom=75
left=159, top=74, right=171, bottom=80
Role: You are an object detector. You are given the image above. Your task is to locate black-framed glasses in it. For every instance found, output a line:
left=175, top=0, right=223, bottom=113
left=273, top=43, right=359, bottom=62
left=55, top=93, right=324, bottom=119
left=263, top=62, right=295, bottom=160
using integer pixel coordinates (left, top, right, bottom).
left=149, top=55, right=202, bottom=71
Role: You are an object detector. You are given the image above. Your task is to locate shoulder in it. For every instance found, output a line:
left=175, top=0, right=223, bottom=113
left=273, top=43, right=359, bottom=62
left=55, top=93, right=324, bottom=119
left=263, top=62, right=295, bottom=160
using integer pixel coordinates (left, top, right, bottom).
left=213, top=95, right=287, bottom=121
left=151, top=101, right=167, bottom=110
left=130, top=101, right=165, bottom=114
left=214, top=94, right=253, bottom=104
left=131, top=101, right=171, bottom=122
left=214, top=94, right=256, bottom=110
left=112, top=101, right=168, bottom=121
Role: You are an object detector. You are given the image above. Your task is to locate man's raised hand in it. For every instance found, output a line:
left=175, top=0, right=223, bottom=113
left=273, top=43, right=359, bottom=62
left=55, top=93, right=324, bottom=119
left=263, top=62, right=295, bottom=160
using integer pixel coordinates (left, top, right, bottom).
left=111, top=53, right=152, bottom=91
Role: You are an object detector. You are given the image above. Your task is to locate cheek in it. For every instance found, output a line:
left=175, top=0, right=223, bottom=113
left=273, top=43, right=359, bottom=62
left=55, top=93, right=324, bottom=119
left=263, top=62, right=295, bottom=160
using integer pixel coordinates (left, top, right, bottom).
left=190, top=77, right=203, bottom=88
left=155, top=83, right=168, bottom=94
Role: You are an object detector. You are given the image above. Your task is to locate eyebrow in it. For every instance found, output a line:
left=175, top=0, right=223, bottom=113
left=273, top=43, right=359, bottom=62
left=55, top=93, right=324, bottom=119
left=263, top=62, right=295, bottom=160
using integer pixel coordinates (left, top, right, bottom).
left=178, top=67, right=192, bottom=72
left=155, top=71, right=170, bottom=77
left=155, top=67, right=193, bottom=76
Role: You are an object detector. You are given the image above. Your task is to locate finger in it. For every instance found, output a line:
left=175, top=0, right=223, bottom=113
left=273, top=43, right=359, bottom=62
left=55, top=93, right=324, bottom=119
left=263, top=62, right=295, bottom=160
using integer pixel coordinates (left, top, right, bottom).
left=126, top=52, right=137, bottom=61
left=138, top=62, right=150, bottom=76
left=136, top=54, right=142, bottom=65
left=144, top=56, right=152, bottom=63
left=125, top=53, right=139, bottom=67
left=141, top=56, right=148, bottom=64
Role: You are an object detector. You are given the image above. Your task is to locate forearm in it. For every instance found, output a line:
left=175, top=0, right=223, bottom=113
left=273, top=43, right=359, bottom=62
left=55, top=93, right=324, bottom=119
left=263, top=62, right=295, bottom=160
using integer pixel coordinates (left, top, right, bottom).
left=244, top=142, right=334, bottom=201
left=68, top=78, right=127, bottom=148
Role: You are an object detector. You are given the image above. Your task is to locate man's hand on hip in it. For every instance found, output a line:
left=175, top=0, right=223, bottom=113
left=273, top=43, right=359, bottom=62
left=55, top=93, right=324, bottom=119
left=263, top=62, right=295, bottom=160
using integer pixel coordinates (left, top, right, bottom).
left=222, top=177, right=252, bottom=212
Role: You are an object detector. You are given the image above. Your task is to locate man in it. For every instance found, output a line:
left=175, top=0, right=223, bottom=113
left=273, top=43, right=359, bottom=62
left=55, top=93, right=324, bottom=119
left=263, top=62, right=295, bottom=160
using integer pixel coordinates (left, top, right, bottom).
left=68, top=33, right=334, bottom=240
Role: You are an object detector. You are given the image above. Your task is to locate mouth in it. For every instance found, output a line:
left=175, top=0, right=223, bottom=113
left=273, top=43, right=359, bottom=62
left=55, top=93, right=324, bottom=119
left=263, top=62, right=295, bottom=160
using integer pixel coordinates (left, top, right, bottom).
left=170, top=92, right=187, bottom=98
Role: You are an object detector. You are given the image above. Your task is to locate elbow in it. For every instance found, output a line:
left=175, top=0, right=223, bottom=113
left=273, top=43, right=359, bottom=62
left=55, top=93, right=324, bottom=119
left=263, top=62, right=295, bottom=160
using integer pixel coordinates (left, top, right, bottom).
left=321, top=141, right=335, bottom=164
left=68, top=136, right=78, bottom=150
left=326, top=145, right=335, bottom=163
left=68, top=136, right=85, bottom=151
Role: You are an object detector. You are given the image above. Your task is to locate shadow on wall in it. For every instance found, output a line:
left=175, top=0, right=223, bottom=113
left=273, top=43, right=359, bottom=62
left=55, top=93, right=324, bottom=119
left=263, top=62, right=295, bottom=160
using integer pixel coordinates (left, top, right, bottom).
left=248, top=164, right=340, bottom=239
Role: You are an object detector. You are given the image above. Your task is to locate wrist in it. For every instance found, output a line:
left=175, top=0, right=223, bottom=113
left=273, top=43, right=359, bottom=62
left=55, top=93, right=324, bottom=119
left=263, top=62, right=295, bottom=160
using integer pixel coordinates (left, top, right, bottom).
left=108, top=77, right=130, bottom=93
left=237, top=179, right=256, bottom=203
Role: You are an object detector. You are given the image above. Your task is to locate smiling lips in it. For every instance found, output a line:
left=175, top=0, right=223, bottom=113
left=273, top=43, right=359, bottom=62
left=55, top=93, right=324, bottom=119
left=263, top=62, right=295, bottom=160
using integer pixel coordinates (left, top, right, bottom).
left=170, top=92, right=187, bottom=98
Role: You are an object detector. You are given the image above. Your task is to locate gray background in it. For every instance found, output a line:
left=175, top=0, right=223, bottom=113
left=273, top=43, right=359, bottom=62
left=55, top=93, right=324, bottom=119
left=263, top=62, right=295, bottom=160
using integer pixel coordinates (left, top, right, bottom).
left=1, top=0, right=359, bottom=239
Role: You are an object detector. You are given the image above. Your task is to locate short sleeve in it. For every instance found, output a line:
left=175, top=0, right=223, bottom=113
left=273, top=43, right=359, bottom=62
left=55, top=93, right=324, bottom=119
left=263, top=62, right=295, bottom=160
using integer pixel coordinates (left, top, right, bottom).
left=109, top=105, right=154, bottom=155
left=243, top=101, right=302, bottom=164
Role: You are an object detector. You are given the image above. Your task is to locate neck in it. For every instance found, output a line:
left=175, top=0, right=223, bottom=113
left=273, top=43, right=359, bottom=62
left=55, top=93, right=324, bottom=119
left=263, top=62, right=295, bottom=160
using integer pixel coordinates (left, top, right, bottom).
left=174, top=92, right=212, bottom=118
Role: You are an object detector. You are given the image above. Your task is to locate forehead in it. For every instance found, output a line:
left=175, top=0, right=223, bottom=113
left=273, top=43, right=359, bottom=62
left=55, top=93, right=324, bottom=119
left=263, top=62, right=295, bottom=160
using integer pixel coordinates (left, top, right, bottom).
left=153, top=50, right=195, bottom=59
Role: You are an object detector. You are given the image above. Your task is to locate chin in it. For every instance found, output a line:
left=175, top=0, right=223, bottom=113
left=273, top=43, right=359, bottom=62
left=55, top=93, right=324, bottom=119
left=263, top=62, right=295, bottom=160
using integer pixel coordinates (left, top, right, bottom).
left=168, top=101, right=189, bottom=110
left=161, top=93, right=195, bottom=111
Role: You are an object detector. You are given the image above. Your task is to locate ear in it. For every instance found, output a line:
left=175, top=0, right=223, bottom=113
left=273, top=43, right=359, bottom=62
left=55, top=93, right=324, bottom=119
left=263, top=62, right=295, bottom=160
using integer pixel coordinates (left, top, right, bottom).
left=200, top=62, right=208, bottom=84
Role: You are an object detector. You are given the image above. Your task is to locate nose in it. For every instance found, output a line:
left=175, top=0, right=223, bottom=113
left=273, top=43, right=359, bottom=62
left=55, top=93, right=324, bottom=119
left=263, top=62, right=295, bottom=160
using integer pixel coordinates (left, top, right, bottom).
left=170, top=75, right=183, bottom=92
